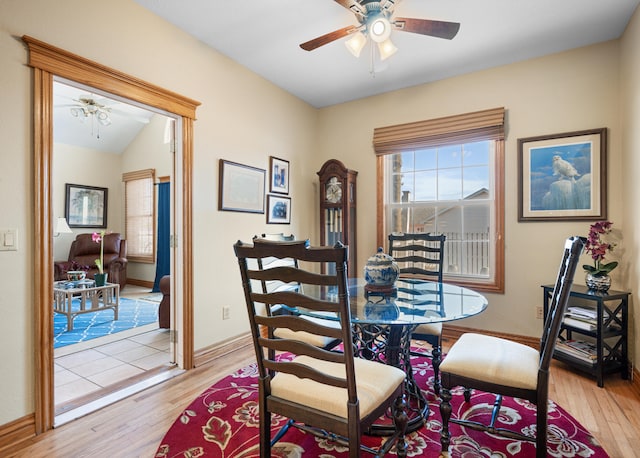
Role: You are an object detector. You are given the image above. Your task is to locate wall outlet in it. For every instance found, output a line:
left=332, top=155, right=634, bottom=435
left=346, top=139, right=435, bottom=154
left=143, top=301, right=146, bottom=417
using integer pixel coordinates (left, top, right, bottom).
left=222, top=305, right=231, bottom=320
left=535, top=306, right=544, bottom=320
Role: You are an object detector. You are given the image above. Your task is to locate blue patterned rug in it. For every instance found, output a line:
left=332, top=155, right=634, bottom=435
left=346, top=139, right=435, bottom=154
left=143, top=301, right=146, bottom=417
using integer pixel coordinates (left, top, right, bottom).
left=54, top=297, right=159, bottom=348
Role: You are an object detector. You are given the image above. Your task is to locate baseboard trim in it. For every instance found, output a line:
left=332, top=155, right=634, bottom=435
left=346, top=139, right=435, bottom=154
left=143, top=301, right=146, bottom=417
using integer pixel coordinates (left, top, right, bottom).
left=442, top=324, right=540, bottom=348
left=126, top=278, right=154, bottom=288
left=194, top=333, right=253, bottom=367
left=0, top=414, right=35, bottom=457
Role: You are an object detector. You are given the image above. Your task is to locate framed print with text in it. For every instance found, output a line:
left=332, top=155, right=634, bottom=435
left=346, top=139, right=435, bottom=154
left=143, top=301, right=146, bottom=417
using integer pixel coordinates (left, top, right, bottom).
left=267, top=195, right=291, bottom=224
left=65, top=183, right=108, bottom=228
left=518, top=128, right=607, bottom=222
left=269, top=156, right=289, bottom=195
left=218, top=159, right=265, bottom=213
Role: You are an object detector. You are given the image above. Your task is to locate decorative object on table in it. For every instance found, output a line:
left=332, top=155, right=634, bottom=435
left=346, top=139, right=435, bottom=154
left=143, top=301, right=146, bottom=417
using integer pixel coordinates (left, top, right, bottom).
left=517, top=128, right=607, bottom=222
left=92, top=230, right=108, bottom=286
left=66, top=270, right=86, bottom=282
left=65, top=183, right=108, bottom=228
left=156, top=352, right=609, bottom=458
left=266, top=195, right=291, bottom=224
left=363, top=298, right=400, bottom=321
left=218, top=159, right=265, bottom=214
left=269, top=156, right=289, bottom=195
left=364, top=247, right=399, bottom=297
left=583, top=220, right=617, bottom=292
left=317, top=159, right=358, bottom=277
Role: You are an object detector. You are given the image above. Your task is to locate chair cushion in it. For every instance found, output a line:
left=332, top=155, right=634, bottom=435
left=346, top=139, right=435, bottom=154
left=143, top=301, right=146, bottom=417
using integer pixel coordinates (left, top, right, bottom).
left=271, top=355, right=405, bottom=419
left=413, top=322, right=442, bottom=336
left=440, top=333, right=539, bottom=390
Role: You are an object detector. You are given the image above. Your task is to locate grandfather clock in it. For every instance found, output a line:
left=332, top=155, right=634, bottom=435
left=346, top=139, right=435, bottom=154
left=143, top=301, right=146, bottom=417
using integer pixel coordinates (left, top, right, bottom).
left=317, top=159, right=358, bottom=277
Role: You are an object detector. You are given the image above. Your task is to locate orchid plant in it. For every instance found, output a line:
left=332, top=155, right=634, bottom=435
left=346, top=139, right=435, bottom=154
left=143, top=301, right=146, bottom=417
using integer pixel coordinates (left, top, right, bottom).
left=583, top=220, right=618, bottom=277
left=92, top=230, right=106, bottom=274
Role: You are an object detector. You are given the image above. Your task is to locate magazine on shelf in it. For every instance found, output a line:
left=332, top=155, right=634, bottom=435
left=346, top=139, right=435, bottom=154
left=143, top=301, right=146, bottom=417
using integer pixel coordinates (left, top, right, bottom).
left=563, top=339, right=597, bottom=356
left=566, top=306, right=597, bottom=319
left=555, top=340, right=597, bottom=364
left=563, top=316, right=596, bottom=331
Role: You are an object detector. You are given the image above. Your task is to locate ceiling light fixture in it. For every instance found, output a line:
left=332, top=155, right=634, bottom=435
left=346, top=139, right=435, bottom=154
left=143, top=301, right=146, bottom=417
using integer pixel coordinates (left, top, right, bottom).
left=345, top=13, right=398, bottom=71
left=70, top=97, right=112, bottom=138
left=345, top=31, right=367, bottom=58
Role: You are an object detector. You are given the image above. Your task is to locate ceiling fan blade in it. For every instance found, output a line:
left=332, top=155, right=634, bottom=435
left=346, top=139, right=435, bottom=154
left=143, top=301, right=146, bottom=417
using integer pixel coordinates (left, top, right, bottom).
left=300, top=25, right=359, bottom=51
left=393, top=17, right=460, bottom=40
left=333, top=0, right=367, bottom=20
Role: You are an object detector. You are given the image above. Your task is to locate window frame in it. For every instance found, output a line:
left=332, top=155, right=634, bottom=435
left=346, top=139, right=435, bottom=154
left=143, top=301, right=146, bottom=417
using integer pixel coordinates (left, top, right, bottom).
left=374, top=109, right=505, bottom=293
left=123, top=168, right=156, bottom=263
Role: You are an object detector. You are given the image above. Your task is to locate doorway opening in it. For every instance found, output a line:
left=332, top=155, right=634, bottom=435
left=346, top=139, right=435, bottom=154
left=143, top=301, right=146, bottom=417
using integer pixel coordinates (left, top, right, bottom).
left=24, top=35, right=199, bottom=433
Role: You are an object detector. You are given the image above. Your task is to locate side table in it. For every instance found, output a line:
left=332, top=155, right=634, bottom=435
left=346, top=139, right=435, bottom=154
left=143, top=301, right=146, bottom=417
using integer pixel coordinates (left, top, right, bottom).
left=542, top=284, right=629, bottom=387
left=54, top=281, right=120, bottom=331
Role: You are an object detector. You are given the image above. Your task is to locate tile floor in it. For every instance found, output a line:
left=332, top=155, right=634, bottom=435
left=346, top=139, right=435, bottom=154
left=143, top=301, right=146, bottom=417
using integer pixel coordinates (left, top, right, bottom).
left=54, top=286, right=172, bottom=406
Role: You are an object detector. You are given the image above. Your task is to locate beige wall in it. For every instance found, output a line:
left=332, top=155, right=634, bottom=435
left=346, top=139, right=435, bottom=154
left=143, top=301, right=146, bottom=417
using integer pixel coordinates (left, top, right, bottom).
left=52, top=144, right=124, bottom=261
left=0, top=0, right=637, bottom=432
left=620, top=6, right=640, bottom=379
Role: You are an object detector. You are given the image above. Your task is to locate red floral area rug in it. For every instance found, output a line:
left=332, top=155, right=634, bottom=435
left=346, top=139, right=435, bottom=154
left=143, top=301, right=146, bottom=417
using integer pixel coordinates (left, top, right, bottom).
left=155, top=353, right=608, bottom=457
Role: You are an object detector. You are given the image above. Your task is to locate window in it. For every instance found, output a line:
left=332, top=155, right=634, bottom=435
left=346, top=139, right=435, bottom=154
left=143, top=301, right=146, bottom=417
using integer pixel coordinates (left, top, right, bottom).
left=123, top=169, right=156, bottom=263
left=374, top=108, right=505, bottom=293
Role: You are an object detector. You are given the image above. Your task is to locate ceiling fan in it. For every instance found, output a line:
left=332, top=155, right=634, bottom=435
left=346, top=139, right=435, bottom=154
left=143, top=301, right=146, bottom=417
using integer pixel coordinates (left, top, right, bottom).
left=57, top=95, right=152, bottom=126
left=300, top=0, right=460, bottom=60
left=69, top=97, right=113, bottom=126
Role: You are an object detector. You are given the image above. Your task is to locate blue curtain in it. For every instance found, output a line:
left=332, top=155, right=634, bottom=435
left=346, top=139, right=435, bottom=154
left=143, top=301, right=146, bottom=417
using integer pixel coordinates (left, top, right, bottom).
left=152, top=182, right=171, bottom=292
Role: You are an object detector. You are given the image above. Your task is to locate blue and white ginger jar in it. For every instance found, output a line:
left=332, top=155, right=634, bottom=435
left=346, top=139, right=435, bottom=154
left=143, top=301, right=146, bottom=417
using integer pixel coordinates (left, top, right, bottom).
left=364, top=247, right=399, bottom=286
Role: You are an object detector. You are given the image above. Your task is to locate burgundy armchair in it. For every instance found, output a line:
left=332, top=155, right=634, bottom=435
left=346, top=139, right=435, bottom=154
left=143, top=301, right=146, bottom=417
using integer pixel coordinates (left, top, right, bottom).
left=54, top=233, right=128, bottom=289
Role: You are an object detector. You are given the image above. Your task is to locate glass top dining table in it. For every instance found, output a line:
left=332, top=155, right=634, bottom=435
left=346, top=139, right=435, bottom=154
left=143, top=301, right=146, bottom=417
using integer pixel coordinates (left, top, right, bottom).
left=288, top=277, right=488, bottom=326
left=284, top=277, right=489, bottom=434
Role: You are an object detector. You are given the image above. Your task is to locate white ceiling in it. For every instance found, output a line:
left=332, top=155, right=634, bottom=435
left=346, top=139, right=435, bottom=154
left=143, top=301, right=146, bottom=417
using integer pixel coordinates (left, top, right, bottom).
left=133, top=0, right=639, bottom=108
left=54, top=80, right=156, bottom=153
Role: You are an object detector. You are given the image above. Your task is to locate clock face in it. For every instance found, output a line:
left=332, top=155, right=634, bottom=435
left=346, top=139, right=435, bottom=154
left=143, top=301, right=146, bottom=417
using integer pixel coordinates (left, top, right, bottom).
left=325, top=177, right=342, bottom=203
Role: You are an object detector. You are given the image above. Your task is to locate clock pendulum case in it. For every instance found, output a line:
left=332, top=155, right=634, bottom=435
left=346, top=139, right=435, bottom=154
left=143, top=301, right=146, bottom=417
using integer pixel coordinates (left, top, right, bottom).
left=317, top=159, right=358, bottom=277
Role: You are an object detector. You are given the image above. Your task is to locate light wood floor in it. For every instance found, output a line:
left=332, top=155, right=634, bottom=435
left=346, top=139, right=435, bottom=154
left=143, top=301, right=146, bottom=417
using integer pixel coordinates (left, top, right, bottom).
left=5, top=342, right=640, bottom=457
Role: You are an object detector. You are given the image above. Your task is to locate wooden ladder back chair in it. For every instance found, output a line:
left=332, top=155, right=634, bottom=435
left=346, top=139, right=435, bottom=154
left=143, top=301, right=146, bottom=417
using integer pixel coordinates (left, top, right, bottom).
left=438, top=236, right=585, bottom=458
left=234, top=239, right=408, bottom=458
left=253, top=233, right=341, bottom=351
left=388, top=232, right=446, bottom=394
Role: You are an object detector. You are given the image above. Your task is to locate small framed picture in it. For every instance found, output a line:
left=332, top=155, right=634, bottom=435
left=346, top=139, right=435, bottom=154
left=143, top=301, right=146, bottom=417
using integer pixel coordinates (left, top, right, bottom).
left=518, top=128, right=607, bottom=221
left=269, top=156, right=289, bottom=195
left=65, top=183, right=108, bottom=228
left=267, top=195, right=291, bottom=224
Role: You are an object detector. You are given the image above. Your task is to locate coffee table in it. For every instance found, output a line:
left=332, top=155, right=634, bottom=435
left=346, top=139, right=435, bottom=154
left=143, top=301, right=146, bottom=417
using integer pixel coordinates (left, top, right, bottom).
left=53, top=280, right=120, bottom=331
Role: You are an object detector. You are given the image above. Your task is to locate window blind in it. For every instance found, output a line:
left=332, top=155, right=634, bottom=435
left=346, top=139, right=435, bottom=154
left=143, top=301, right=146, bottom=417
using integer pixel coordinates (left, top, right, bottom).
left=373, top=107, right=505, bottom=155
left=123, top=169, right=155, bottom=262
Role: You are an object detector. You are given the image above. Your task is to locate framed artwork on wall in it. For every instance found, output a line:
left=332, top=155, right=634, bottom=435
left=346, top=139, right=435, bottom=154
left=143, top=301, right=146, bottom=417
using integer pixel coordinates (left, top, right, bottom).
left=267, top=195, right=291, bottom=224
left=218, top=159, right=265, bottom=213
left=269, top=156, right=289, bottom=195
left=518, top=128, right=607, bottom=222
left=65, top=183, right=108, bottom=228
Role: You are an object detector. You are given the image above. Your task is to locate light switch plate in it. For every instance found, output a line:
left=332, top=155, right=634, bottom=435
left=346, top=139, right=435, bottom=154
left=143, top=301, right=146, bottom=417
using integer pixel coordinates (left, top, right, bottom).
left=0, top=229, right=18, bottom=251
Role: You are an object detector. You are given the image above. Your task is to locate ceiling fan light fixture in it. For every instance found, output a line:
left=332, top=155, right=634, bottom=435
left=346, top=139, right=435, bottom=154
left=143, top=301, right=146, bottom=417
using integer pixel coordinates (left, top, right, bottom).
left=378, top=38, right=397, bottom=61
left=96, top=110, right=112, bottom=126
left=369, top=16, right=391, bottom=43
left=345, top=31, right=367, bottom=57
